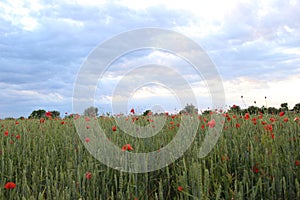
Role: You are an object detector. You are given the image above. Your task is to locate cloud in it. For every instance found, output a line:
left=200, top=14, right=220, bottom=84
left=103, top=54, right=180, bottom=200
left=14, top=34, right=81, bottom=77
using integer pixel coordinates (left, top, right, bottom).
left=0, top=0, right=300, bottom=117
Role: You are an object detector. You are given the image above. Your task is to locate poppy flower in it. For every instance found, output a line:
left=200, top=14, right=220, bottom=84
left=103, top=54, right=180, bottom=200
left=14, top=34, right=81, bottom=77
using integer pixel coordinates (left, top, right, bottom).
left=130, top=108, right=135, bottom=114
left=270, top=118, right=276, bottom=122
left=279, top=111, right=285, bottom=117
left=283, top=118, right=288, bottom=122
left=271, top=133, right=275, bottom=139
left=4, top=130, right=9, bottom=136
left=112, top=126, right=117, bottom=132
left=15, top=121, right=19, bottom=125
left=40, top=118, right=45, bottom=123
left=244, top=113, right=250, bottom=120
left=15, top=134, right=20, bottom=139
left=85, top=137, right=90, bottom=143
left=236, top=123, right=240, bottom=128
left=207, top=119, right=216, bottom=128
left=296, top=160, right=300, bottom=166
left=85, top=172, right=92, bottom=179
left=121, top=144, right=134, bottom=151
left=177, top=186, right=184, bottom=192
left=45, top=111, right=52, bottom=118
left=4, top=182, right=16, bottom=189
left=252, top=165, right=259, bottom=173
left=264, top=124, right=273, bottom=132
left=294, top=117, right=299, bottom=122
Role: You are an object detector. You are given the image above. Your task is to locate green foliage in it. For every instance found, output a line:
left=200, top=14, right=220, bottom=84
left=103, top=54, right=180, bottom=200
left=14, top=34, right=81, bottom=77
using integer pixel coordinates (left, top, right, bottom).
left=293, top=103, right=300, bottom=113
left=28, top=109, right=46, bottom=119
left=142, top=109, right=151, bottom=116
left=83, top=106, right=98, bottom=117
left=280, top=103, right=288, bottom=111
left=50, top=110, right=60, bottom=118
left=180, top=103, right=198, bottom=114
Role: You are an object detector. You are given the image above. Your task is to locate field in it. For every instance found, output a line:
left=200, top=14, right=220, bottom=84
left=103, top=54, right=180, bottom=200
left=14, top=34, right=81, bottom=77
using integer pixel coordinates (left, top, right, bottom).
left=1, top=111, right=300, bottom=199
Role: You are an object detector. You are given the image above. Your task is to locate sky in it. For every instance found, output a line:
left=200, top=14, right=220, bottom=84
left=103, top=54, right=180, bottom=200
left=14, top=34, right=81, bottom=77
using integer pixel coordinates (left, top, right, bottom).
left=1, top=0, right=300, bottom=118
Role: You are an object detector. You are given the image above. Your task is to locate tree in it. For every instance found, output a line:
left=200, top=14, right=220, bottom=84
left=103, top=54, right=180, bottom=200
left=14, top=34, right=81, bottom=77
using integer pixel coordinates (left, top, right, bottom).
left=50, top=110, right=60, bottom=118
left=293, top=103, right=300, bottom=113
left=143, top=110, right=151, bottom=116
left=28, top=109, right=46, bottom=119
left=267, top=107, right=279, bottom=114
left=228, top=104, right=241, bottom=114
left=180, top=103, right=198, bottom=114
left=83, top=106, right=98, bottom=117
left=246, top=105, right=260, bottom=115
left=280, top=103, right=288, bottom=111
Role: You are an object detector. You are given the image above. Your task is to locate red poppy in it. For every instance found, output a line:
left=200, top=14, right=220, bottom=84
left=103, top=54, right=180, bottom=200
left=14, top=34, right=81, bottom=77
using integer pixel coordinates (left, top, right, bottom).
left=252, top=165, right=259, bottom=173
left=279, top=111, right=285, bottom=117
left=295, top=160, right=300, bottom=166
left=283, top=117, right=288, bottom=122
left=244, top=113, right=250, bottom=120
left=4, top=130, right=9, bottom=136
left=15, top=121, right=19, bottom=125
left=236, top=123, right=240, bottom=128
left=130, top=108, right=135, bottom=114
left=201, top=124, right=205, bottom=130
left=271, top=133, right=275, bottom=139
left=85, top=172, right=92, bottom=179
left=177, top=186, right=184, bottom=192
left=294, top=117, right=299, bottom=122
left=40, top=118, right=45, bottom=123
left=85, top=137, right=90, bottom=143
left=264, top=124, right=273, bottom=132
left=261, top=121, right=267, bottom=125
left=4, top=182, right=16, bottom=189
left=207, top=119, right=216, bottom=128
left=112, top=126, right=117, bottom=132
left=45, top=111, right=52, bottom=118
left=15, top=134, right=20, bottom=139
left=270, top=118, right=276, bottom=122
left=121, top=144, right=134, bottom=151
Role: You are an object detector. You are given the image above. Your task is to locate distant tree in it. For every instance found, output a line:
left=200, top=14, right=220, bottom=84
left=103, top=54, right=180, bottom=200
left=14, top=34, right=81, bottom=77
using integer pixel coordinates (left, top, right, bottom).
left=180, top=103, right=198, bottom=114
left=29, top=109, right=46, bottom=119
left=228, top=104, right=241, bottom=114
left=280, top=103, right=288, bottom=111
left=83, top=106, right=98, bottom=117
left=293, top=103, right=300, bottom=113
left=50, top=110, right=60, bottom=118
left=246, top=105, right=260, bottom=115
left=267, top=107, right=279, bottom=114
left=201, top=110, right=211, bottom=115
left=143, top=110, right=151, bottom=116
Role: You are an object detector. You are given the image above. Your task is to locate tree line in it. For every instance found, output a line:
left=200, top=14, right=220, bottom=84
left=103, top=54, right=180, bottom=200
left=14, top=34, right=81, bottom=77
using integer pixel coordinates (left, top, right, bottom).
left=4, top=102, right=299, bottom=120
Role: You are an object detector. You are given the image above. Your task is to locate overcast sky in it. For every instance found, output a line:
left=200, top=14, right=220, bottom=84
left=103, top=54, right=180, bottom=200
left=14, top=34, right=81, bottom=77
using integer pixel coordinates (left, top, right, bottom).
left=1, top=0, right=300, bottom=118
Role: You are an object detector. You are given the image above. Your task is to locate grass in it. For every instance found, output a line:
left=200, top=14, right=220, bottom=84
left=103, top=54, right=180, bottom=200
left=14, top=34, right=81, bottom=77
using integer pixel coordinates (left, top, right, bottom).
left=0, top=112, right=299, bottom=199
